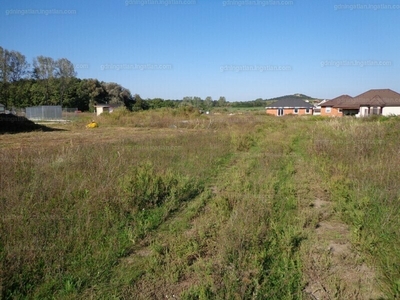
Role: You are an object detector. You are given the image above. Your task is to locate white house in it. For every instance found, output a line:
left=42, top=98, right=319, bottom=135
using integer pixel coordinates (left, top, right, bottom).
left=94, top=104, right=112, bottom=116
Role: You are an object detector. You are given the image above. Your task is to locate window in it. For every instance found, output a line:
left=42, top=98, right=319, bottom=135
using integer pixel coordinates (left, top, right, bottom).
left=277, top=108, right=284, bottom=116
left=338, top=108, right=342, bottom=113
left=372, top=107, right=379, bottom=115
left=305, top=108, right=311, bottom=114
left=293, top=108, right=299, bottom=114
left=325, top=107, right=331, bottom=113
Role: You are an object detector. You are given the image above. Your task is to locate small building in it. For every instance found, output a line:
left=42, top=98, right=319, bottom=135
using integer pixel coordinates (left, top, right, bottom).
left=94, top=103, right=124, bottom=116
left=94, top=103, right=111, bottom=116
left=266, top=97, right=314, bottom=116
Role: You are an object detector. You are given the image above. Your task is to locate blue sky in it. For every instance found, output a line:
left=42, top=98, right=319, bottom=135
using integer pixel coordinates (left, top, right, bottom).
left=1, top=0, right=399, bottom=101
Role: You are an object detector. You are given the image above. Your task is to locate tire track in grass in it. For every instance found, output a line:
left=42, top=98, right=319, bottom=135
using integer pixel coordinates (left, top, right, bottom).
left=291, top=130, right=385, bottom=300
left=115, top=127, right=307, bottom=299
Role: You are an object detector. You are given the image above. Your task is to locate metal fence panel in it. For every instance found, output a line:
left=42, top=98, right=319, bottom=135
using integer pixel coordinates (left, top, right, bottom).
left=26, top=106, right=62, bottom=121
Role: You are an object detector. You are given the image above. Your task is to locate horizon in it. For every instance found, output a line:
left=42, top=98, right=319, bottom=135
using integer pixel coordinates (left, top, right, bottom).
left=1, top=0, right=399, bottom=101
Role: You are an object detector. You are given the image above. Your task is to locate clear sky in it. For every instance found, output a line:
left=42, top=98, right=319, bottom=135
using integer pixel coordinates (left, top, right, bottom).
left=1, top=0, right=399, bottom=101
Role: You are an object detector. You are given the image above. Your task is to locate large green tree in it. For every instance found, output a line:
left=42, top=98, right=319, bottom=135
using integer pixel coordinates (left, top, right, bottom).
left=205, top=96, right=213, bottom=110
left=0, top=46, right=137, bottom=111
left=102, top=82, right=133, bottom=107
left=0, top=47, right=30, bottom=107
left=32, top=56, right=57, bottom=104
left=218, top=96, right=227, bottom=107
left=55, top=58, right=76, bottom=106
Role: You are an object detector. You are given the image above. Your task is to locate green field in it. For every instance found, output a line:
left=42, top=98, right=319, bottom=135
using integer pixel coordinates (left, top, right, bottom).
left=1, top=110, right=399, bottom=299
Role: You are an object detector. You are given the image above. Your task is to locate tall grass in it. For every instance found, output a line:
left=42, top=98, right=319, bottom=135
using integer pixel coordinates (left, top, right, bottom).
left=115, top=118, right=308, bottom=299
left=0, top=118, right=233, bottom=299
left=310, top=117, right=400, bottom=298
left=2, top=112, right=400, bottom=298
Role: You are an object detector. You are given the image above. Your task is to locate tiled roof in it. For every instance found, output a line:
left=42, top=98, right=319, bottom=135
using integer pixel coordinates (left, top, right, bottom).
left=322, top=89, right=400, bottom=109
left=267, top=97, right=314, bottom=108
left=320, top=95, right=353, bottom=108
left=353, top=89, right=400, bottom=106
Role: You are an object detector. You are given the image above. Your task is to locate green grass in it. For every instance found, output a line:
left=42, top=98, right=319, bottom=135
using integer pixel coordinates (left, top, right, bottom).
left=1, top=112, right=400, bottom=299
left=309, top=117, right=400, bottom=298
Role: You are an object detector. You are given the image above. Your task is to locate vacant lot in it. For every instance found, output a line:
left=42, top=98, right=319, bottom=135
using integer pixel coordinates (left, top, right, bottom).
left=1, top=111, right=399, bottom=299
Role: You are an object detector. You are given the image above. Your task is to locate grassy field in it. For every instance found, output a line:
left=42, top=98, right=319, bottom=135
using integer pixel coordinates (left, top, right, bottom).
left=1, top=109, right=400, bottom=299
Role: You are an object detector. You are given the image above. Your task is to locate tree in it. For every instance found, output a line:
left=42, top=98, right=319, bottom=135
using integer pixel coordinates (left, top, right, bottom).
left=132, top=94, right=149, bottom=111
left=8, top=50, right=30, bottom=82
left=0, top=47, right=137, bottom=111
left=84, top=79, right=107, bottom=111
left=205, top=96, right=213, bottom=109
left=33, top=56, right=56, bottom=104
left=147, top=98, right=165, bottom=109
left=0, top=47, right=10, bottom=107
left=0, top=47, right=30, bottom=108
left=218, top=96, right=226, bottom=107
left=182, top=96, right=193, bottom=106
left=0, top=46, right=8, bottom=83
left=33, top=56, right=56, bottom=80
left=55, top=58, right=76, bottom=106
left=102, top=82, right=134, bottom=110
left=193, top=96, right=202, bottom=108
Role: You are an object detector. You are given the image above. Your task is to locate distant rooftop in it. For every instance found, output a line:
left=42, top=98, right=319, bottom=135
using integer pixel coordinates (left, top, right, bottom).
left=267, top=97, right=314, bottom=108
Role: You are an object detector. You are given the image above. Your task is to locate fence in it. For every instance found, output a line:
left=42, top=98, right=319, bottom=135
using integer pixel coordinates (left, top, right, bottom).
left=62, top=108, right=80, bottom=121
left=25, top=106, right=62, bottom=121
left=62, top=108, right=78, bottom=113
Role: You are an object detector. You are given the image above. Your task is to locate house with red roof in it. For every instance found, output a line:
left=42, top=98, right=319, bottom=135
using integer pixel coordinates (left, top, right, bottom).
left=320, top=89, right=400, bottom=117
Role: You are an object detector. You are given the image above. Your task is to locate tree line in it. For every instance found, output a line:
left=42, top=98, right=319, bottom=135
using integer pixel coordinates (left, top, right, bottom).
left=1, top=46, right=275, bottom=112
left=0, top=46, right=141, bottom=111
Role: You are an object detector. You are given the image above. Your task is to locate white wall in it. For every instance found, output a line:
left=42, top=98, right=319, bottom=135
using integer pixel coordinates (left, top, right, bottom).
left=382, top=106, right=400, bottom=116
left=359, top=106, right=369, bottom=117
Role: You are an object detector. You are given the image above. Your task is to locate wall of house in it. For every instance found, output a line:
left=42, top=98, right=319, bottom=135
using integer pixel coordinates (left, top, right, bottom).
left=266, top=109, right=278, bottom=116
left=382, top=106, right=400, bottom=116
left=320, top=107, right=343, bottom=117
left=95, top=106, right=110, bottom=116
left=359, top=106, right=369, bottom=117
left=266, top=108, right=313, bottom=116
left=359, top=106, right=387, bottom=117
